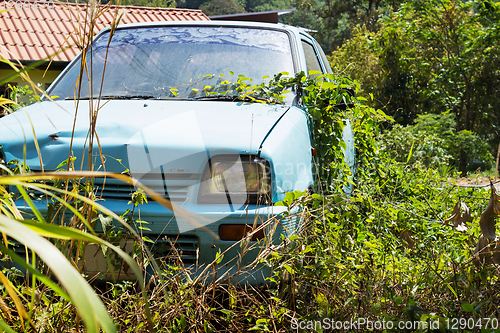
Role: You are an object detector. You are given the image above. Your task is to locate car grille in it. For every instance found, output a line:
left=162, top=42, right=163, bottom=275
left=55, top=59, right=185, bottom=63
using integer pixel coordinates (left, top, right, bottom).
left=25, top=173, right=200, bottom=203
left=94, top=183, right=191, bottom=202
left=149, top=235, right=199, bottom=265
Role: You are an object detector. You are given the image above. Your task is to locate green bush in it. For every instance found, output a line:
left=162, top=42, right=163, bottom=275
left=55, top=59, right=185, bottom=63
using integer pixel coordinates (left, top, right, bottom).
left=379, top=113, right=493, bottom=172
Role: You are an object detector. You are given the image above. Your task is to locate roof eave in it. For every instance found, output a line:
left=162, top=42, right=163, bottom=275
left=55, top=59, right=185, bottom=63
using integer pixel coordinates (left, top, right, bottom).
left=210, top=8, right=296, bottom=24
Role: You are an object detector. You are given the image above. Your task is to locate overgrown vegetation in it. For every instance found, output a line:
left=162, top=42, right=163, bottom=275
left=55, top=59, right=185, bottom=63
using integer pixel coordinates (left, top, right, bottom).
left=379, top=113, right=493, bottom=172
left=1, top=1, right=500, bottom=332
left=330, top=0, right=500, bottom=174
left=2, top=68, right=499, bottom=332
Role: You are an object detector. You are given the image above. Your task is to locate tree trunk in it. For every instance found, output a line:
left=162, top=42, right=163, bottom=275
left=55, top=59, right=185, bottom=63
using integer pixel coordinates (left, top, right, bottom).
left=460, top=149, right=467, bottom=176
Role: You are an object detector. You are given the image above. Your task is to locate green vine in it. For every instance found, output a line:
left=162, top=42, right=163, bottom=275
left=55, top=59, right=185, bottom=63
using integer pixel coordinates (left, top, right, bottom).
left=197, top=71, right=392, bottom=193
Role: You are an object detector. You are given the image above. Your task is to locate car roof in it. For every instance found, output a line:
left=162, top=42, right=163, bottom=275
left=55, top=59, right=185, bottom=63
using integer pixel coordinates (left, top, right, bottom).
left=98, top=20, right=309, bottom=39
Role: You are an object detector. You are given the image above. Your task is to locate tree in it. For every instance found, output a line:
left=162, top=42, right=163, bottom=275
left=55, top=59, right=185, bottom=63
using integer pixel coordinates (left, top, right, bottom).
left=328, top=26, right=380, bottom=105
left=199, top=0, right=246, bottom=15
left=289, top=0, right=405, bottom=52
left=175, top=0, right=206, bottom=9
left=331, top=0, right=500, bottom=174
left=394, top=0, right=500, bottom=173
left=245, top=0, right=292, bottom=12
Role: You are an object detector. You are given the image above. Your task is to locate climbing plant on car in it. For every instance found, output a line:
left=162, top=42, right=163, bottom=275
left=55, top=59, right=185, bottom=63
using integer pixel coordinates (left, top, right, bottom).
left=201, top=71, right=391, bottom=192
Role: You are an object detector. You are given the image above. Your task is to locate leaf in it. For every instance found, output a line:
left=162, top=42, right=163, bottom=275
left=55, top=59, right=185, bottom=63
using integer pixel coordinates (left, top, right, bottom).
left=308, top=70, right=323, bottom=76
left=406, top=140, right=415, bottom=163
left=215, top=249, right=224, bottom=264
left=142, top=236, right=154, bottom=243
left=461, top=302, right=474, bottom=312
left=479, top=182, right=499, bottom=241
left=56, top=156, right=77, bottom=169
left=400, top=230, right=415, bottom=249
left=444, top=200, right=472, bottom=232
left=473, top=234, right=491, bottom=266
left=283, top=264, right=295, bottom=274
left=293, top=190, right=305, bottom=200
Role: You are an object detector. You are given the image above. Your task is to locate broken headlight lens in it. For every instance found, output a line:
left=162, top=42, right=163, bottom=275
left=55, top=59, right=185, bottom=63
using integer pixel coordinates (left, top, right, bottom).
left=198, top=156, right=271, bottom=205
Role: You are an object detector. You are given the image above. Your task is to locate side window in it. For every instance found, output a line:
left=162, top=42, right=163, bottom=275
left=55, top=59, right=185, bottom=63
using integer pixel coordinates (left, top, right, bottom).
left=301, top=40, right=323, bottom=78
left=317, top=44, right=333, bottom=74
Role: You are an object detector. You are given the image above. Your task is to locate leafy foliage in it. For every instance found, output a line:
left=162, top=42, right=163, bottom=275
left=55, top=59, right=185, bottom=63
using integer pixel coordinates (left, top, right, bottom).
left=196, top=70, right=390, bottom=191
left=269, top=161, right=500, bottom=332
left=283, top=0, right=405, bottom=53
left=0, top=85, right=42, bottom=117
left=199, top=0, right=246, bottom=15
left=298, top=73, right=390, bottom=192
left=2, top=1, right=500, bottom=331
left=379, top=113, right=493, bottom=171
left=331, top=0, right=500, bottom=174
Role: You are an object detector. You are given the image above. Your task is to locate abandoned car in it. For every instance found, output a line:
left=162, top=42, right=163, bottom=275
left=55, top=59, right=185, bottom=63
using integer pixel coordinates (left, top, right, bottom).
left=0, top=20, right=355, bottom=284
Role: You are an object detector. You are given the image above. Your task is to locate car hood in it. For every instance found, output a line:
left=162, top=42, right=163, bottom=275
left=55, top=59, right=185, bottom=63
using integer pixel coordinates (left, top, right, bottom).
left=0, top=100, right=290, bottom=173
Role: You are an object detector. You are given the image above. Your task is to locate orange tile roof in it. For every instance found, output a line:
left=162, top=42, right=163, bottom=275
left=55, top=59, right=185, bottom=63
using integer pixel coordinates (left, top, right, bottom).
left=0, top=1, right=209, bottom=62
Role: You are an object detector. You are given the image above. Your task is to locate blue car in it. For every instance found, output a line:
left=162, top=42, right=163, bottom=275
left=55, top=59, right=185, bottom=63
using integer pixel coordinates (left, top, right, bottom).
left=0, top=21, right=355, bottom=284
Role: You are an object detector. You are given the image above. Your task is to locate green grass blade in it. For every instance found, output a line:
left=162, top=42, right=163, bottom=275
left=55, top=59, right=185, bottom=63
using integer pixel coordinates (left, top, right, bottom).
left=0, top=215, right=116, bottom=333
left=406, top=140, right=415, bottom=164
left=20, top=219, right=143, bottom=286
left=0, top=320, right=17, bottom=333
left=0, top=243, right=71, bottom=302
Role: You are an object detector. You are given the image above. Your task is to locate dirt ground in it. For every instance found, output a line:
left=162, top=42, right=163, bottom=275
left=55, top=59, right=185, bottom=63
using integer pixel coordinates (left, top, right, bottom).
left=453, top=176, right=500, bottom=188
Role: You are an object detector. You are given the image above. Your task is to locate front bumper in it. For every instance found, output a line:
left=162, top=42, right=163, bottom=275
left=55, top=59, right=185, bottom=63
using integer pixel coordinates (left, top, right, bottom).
left=14, top=199, right=301, bottom=285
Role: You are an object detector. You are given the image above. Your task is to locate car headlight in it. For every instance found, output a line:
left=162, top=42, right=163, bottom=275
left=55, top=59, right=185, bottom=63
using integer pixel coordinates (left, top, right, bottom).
left=198, top=155, right=272, bottom=205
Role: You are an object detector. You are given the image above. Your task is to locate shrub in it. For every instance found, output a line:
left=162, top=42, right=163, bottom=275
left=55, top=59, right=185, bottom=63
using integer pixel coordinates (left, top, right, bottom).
left=379, top=113, right=493, bottom=172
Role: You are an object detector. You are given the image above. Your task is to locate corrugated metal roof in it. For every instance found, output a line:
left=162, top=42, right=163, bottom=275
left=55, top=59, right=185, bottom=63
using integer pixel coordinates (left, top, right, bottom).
left=0, top=1, right=209, bottom=62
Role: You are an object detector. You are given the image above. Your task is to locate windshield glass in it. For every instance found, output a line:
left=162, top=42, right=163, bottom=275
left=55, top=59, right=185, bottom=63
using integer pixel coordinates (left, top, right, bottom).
left=50, top=26, right=295, bottom=102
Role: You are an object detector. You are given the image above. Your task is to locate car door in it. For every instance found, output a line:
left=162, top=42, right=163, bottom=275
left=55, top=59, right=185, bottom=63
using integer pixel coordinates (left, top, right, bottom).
left=299, top=34, right=356, bottom=189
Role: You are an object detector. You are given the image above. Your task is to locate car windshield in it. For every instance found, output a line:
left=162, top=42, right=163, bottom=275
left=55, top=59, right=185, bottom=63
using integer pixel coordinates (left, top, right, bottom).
left=50, top=26, right=295, bottom=102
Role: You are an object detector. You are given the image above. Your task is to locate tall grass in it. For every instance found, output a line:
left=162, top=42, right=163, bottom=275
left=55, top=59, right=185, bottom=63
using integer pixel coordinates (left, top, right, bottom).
left=0, top=1, right=288, bottom=331
left=0, top=1, right=151, bottom=331
left=1, top=1, right=499, bottom=332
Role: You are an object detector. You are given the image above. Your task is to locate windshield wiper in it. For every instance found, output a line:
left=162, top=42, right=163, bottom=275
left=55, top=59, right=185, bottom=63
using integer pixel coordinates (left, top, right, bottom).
left=102, top=95, right=158, bottom=100
left=193, top=95, right=269, bottom=103
left=65, top=95, right=163, bottom=100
